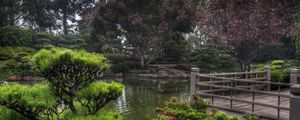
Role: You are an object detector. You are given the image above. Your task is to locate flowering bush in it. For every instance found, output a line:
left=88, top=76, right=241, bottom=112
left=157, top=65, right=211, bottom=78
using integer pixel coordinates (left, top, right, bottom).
left=155, top=95, right=239, bottom=120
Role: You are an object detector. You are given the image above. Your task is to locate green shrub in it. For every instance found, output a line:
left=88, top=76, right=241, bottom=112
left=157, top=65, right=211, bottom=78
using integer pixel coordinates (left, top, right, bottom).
left=0, top=48, right=123, bottom=119
left=0, top=47, right=36, bottom=61
left=0, top=47, right=15, bottom=60
left=0, top=106, right=29, bottom=120
left=105, top=54, right=126, bottom=64
left=271, top=70, right=285, bottom=82
left=243, top=113, right=259, bottom=120
left=155, top=96, right=238, bottom=120
left=110, top=63, right=130, bottom=74
left=51, top=34, right=87, bottom=49
left=76, top=81, right=123, bottom=114
left=0, top=26, right=32, bottom=47
left=125, top=61, right=141, bottom=69
left=0, top=47, right=36, bottom=77
left=63, top=109, right=123, bottom=120
left=256, top=60, right=291, bottom=83
left=255, top=64, right=266, bottom=72
left=271, top=60, right=285, bottom=66
left=0, top=83, right=57, bottom=119
left=33, top=32, right=54, bottom=40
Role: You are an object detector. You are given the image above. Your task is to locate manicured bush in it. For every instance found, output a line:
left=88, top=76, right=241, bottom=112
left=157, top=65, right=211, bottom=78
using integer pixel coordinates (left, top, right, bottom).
left=76, top=81, right=123, bottom=114
left=0, top=106, right=29, bottom=120
left=271, top=60, right=285, bottom=66
left=63, top=109, right=123, bottom=120
left=255, top=60, right=291, bottom=83
left=155, top=96, right=239, bottom=120
left=0, top=48, right=124, bottom=119
left=0, top=47, right=36, bottom=61
left=0, top=47, right=15, bottom=60
left=105, top=53, right=126, bottom=64
left=32, top=32, right=54, bottom=49
left=110, top=63, right=130, bottom=74
left=243, top=113, right=259, bottom=120
left=51, top=34, right=87, bottom=49
left=0, top=47, right=36, bottom=78
left=0, top=26, right=32, bottom=47
left=0, top=83, right=57, bottom=119
left=33, top=48, right=109, bottom=113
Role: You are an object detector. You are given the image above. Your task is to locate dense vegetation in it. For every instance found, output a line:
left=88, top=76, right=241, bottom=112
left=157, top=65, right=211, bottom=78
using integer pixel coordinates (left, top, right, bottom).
left=0, top=48, right=124, bottom=120
left=1, top=0, right=300, bottom=119
left=155, top=96, right=258, bottom=120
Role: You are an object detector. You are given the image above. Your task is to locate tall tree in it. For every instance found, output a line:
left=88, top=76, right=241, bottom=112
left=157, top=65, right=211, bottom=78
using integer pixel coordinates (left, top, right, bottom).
left=0, top=0, right=22, bottom=28
left=52, top=0, right=96, bottom=35
left=197, top=0, right=295, bottom=71
left=90, top=0, right=200, bottom=68
left=22, top=0, right=56, bottom=31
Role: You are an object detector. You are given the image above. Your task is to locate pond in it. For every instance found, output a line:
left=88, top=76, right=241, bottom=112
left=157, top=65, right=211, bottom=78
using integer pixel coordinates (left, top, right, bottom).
left=107, top=78, right=190, bottom=120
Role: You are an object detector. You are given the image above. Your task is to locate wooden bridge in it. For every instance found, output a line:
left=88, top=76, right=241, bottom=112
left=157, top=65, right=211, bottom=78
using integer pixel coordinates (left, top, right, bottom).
left=190, top=66, right=300, bottom=120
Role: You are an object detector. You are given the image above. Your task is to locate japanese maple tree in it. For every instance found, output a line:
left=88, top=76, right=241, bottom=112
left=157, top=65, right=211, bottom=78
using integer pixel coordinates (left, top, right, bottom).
left=197, top=0, right=295, bottom=71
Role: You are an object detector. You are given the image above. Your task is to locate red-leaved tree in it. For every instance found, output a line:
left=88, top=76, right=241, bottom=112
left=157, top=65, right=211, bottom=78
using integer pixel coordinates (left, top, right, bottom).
left=197, top=0, right=295, bottom=71
left=86, top=0, right=200, bottom=68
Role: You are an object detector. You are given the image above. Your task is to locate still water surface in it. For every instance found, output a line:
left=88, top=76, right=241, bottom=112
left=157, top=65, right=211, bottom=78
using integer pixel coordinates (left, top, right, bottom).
left=108, top=79, right=190, bottom=120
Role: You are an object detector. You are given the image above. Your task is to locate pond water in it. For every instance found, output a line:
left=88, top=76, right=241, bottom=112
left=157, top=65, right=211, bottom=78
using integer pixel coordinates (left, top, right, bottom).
left=107, top=79, right=190, bottom=120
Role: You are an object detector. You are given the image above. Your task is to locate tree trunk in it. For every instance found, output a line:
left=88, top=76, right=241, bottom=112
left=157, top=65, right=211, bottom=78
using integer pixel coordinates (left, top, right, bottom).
left=62, top=8, right=68, bottom=35
left=140, top=54, right=145, bottom=68
left=68, top=99, right=77, bottom=114
left=239, top=62, right=251, bottom=72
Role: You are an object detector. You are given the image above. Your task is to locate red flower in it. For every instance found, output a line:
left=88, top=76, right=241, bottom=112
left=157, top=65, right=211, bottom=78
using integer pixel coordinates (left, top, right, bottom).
left=168, top=116, right=176, bottom=120
left=163, top=111, right=168, bottom=115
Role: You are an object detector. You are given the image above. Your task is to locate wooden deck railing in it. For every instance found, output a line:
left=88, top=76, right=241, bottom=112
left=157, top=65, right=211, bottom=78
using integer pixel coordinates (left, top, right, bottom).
left=189, top=67, right=298, bottom=120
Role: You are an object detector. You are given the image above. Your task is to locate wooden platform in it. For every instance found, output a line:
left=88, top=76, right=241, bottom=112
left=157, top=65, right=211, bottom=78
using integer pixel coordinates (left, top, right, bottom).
left=203, top=89, right=290, bottom=120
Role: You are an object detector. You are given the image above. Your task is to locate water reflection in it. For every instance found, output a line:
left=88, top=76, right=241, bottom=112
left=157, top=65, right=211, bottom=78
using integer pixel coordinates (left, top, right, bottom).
left=109, top=79, right=189, bottom=120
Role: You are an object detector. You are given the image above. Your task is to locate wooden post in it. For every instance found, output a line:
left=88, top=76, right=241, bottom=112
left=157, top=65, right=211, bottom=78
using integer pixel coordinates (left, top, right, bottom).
left=190, top=67, right=199, bottom=97
left=264, top=66, right=271, bottom=91
left=290, top=85, right=300, bottom=120
left=290, top=69, right=300, bottom=84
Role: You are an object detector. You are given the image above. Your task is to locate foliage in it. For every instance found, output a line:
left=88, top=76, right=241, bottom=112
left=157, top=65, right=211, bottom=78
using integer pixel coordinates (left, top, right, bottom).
left=52, top=0, right=96, bottom=35
left=0, top=47, right=36, bottom=78
left=155, top=96, right=239, bottom=120
left=31, top=32, right=55, bottom=49
left=51, top=35, right=87, bottom=49
left=0, top=47, right=36, bottom=61
left=254, top=37, right=296, bottom=62
left=0, top=83, right=57, bottom=119
left=63, top=109, right=123, bottom=120
left=124, top=61, right=141, bottom=69
left=272, top=60, right=285, bottom=68
left=0, top=106, right=30, bottom=120
left=255, top=60, right=291, bottom=82
left=105, top=54, right=126, bottom=64
left=0, top=0, right=22, bottom=28
left=243, top=114, right=259, bottom=120
left=33, top=48, right=109, bottom=113
left=0, top=26, right=32, bottom=47
left=185, top=42, right=237, bottom=72
left=92, top=0, right=200, bottom=68
left=197, top=0, right=294, bottom=71
left=271, top=70, right=285, bottom=82
left=0, top=48, right=123, bottom=119
left=21, top=0, right=56, bottom=30
left=76, top=81, right=123, bottom=114
left=0, top=82, right=124, bottom=120
left=105, top=53, right=131, bottom=73
left=110, top=63, right=130, bottom=74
